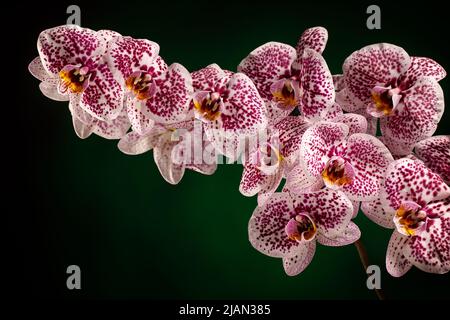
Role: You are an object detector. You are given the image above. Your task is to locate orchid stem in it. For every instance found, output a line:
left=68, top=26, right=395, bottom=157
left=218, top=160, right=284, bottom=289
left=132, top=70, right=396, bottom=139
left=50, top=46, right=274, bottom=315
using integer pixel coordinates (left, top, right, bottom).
left=354, top=239, right=386, bottom=300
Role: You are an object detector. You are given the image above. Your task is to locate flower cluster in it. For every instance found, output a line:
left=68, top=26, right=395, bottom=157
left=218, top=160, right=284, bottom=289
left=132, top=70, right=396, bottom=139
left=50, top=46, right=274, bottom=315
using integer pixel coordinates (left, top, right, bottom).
left=30, top=25, right=449, bottom=278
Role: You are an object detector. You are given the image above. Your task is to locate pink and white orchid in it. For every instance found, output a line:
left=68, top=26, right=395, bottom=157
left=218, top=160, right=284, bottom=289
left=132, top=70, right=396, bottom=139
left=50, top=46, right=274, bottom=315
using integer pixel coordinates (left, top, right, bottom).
left=249, top=190, right=360, bottom=276
left=106, top=36, right=194, bottom=133
left=191, top=64, right=267, bottom=160
left=300, top=121, right=394, bottom=201
left=29, top=25, right=131, bottom=139
left=29, top=25, right=125, bottom=120
left=341, top=43, right=445, bottom=148
left=238, top=27, right=334, bottom=123
left=362, top=159, right=450, bottom=276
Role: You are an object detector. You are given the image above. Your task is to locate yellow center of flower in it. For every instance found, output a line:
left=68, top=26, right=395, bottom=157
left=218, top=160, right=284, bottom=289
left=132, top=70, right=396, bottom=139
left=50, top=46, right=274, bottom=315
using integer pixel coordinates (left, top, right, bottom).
left=321, top=157, right=353, bottom=187
left=287, top=215, right=317, bottom=242
left=371, top=90, right=394, bottom=116
left=59, top=67, right=89, bottom=93
left=125, top=72, right=154, bottom=100
left=272, top=80, right=297, bottom=108
left=193, top=92, right=222, bottom=121
left=395, top=204, right=427, bottom=236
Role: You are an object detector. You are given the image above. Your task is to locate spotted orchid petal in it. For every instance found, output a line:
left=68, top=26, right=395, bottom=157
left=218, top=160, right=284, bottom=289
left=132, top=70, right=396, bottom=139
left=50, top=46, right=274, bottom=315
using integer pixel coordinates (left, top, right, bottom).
left=191, top=64, right=227, bottom=91
left=402, top=56, right=447, bottom=86
left=361, top=197, right=395, bottom=229
left=414, top=135, right=450, bottom=184
left=39, top=81, right=68, bottom=101
left=68, top=94, right=128, bottom=140
left=173, top=125, right=218, bottom=176
left=238, top=42, right=297, bottom=101
left=78, top=61, right=124, bottom=120
left=256, top=169, right=285, bottom=207
left=68, top=95, right=94, bottom=138
left=185, top=157, right=217, bottom=175
left=336, top=87, right=364, bottom=112
left=296, top=26, right=328, bottom=57
left=292, top=189, right=354, bottom=239
left=72, top=117, right=93, bottom=139
left=125, top=97, right=154, bottom=135
left=300, top=121, right=349, bottom=180
left=381, top=159, right=450, bottom=218
left=204, top=73, right=266, bottom=159
left=118, top=126, right=166, bottom=155
left=29, top=51, right=73, bottom=102
left=380, top=77, right=444, bottom=144
left=153, top=133, right=185, bottom=185
left=282, top=242, right=316, bottom=276
left=69, top=94, right=93, bottom=124
left=284, top=165, right=323, bottom=195
left=323, top=102, right=344, bottom=122
left=248, top=192, right=299, bottom=258
left=404, top=205, right=450, bottom=274
left=239, top=162, right=280, bottom=197
left=386, top=231, right=413, bottom=277
left=37, top=25, right=107, bottom=76
left=299, top=48, right=335, bottom=121
left=106, top=36, right=160, bottom=81
left=342, top=134, right=394, bottom=201
left=29, top=56, right=58, bottom=84
left=273, top=116, right=310, bottom=166
left=145, top=63, right=193, bottom=124
left=343, top=43, right=411, bottom=106
left=379, top=135, right=415, bottom=157
left=263, top=102, right=291, bottom=126
left=204, top=129, right=245, bottom=161
left=316, top=221, right=360, bottom=247
left=92, top=109, right=131, bottom=140
left=337, top=113, right=368, bottom=135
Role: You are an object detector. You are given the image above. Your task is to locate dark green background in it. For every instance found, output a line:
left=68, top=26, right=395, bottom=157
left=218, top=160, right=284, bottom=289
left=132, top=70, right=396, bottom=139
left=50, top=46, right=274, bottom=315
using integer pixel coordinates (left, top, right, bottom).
left=13, top=0, right=449, bottom=299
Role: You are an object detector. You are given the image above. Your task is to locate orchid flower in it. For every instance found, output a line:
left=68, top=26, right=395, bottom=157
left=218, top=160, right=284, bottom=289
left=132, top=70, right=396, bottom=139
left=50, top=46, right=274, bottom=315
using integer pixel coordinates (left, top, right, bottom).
left=191, top=64, right=267, bottom=160
left=238, top=27, right=334, bottom=123
left=362, top=159, right=450, bottom=276
left=106, top=36, right=193, bottom=133
left=118, top=120, right=217, bottom=185
left=29, top=25, right=131, bottom=139
left=299, top=121, right=393, bottom=201
left=29, top=25, right=125, bottom=121
left=249, top=190, right=360, bottom=276
left=340, top=43, right=446, bottom=148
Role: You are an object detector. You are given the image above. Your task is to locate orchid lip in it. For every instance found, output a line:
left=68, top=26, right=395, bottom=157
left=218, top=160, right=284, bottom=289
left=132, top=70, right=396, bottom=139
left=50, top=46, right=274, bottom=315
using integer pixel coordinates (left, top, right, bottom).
left=285, top=214, right=317, bottom=243
left=321, top=155, right=354, bottom=189
left=59, top=64, right=91, bottom=93
left=193, top=91, right=223, bottom=122
left=368, top=85, right=402, bottom=117
left=125, top=71, right=156, bottom=101
left=394, top=201, right=428, bottom=236
left=270, top=79, right=299, bottom=109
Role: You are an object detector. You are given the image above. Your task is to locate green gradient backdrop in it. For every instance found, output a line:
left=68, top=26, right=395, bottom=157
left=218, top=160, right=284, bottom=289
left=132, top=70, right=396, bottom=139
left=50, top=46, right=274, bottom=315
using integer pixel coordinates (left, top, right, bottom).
left=18, top=0, right=449, bottom=299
